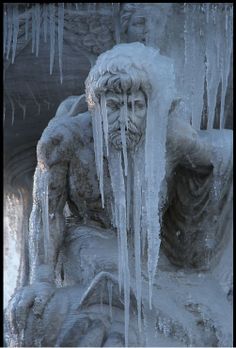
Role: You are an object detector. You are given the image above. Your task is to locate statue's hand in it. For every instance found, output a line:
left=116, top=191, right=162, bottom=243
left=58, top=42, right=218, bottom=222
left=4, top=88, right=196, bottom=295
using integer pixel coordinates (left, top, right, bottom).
left=7, top=281, right=55, bottom=337
left=167, top=115, right=198, bottom=156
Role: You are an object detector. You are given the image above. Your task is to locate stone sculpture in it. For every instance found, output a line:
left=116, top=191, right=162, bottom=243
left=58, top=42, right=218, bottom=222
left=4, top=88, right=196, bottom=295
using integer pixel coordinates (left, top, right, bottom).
left=5, top=43, right=232, bottom=347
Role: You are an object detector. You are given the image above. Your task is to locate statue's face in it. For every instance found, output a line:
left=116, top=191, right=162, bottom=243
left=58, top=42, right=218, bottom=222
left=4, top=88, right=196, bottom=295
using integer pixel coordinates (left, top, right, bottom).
left=106, top=89, right=147, bottom=150
left=127, top=13, right=147, bottom=43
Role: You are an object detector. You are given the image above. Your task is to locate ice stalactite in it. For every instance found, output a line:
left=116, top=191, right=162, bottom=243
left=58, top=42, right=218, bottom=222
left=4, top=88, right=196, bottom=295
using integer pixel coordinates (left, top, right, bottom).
left=6, top=5, right=13, bottom=60
left=43, top=4, right=48, bottom=43
left=101, top=95, right=109, bottom=157
left=41, top=172, right=49, bottom=264
left=58, top=3, right=64, bottom=84
left=107, top=280, right=113, bottom=319
left=133, top=146, right=145, bottom=333
left=49, top=3, right=56, bottom=75
left=35, top=4, right=41, bottom=57
left=4, top=6, right=8, bottom=56
left=108, top=149, right=130, bottom=347
left=9, top=96, right=15, bottom=126
left=31, top=6, right=36, bottom=54
left=219, top=6, right=233, bottom=129
left=121, top=99, right=128, bottom=177
left=184, top=4, right=205, bottom=130
left=92, top=104, right=104, bottom=208
left=183, top=4, right=233, bottom=130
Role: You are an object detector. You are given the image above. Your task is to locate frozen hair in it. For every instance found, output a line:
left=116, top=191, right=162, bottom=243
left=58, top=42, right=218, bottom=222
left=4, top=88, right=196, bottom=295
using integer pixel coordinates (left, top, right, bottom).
left=85, top=43, right=153, bottom=111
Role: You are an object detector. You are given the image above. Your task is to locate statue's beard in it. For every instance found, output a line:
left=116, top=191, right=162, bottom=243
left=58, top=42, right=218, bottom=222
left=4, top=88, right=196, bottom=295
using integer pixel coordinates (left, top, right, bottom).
left=108, top=121, right=143, bottom=150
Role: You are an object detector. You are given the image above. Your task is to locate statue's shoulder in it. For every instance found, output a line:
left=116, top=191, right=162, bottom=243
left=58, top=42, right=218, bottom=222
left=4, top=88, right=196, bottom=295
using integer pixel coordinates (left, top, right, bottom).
left=37, top=96, right=93, bottom=166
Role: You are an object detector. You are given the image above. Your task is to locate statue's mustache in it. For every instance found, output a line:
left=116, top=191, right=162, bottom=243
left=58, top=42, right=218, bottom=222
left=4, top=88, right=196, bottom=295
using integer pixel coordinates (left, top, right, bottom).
left=108, top=120, right=142, bottom=149
left=109, top=119, right=141, bottom=136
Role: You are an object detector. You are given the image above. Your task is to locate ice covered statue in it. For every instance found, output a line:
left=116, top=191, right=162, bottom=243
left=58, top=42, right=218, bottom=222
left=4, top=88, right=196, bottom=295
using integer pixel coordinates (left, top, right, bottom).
left=5, top=43, right=232, bottom=347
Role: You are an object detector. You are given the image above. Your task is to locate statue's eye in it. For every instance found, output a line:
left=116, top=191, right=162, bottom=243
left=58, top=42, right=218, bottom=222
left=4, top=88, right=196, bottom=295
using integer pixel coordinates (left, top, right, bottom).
left=106, top=101, right=118, bottom=111
left=135, top=102, right=145, bottom=109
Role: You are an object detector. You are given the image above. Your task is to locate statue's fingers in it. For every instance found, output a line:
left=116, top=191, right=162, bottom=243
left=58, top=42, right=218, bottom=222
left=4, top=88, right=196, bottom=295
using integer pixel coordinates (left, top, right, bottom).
left=7, top=290, right=24, bottom=334
left=32, top=288, right=55, bottom=317
left=15, top=290, right=35, bottom=333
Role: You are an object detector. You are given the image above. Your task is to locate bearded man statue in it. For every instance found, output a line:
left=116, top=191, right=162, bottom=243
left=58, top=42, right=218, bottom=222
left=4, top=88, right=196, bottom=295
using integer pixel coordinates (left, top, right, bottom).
left=5, top=43, right=232, bottom=347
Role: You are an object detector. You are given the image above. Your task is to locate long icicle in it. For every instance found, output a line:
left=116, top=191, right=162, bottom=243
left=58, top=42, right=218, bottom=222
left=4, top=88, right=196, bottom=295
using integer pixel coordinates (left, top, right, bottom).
left=108, top=149, right=130, bottom=347
left=6, top=5, right=13, bottom=60
left=4, top=5, right=8, bottom=56
left=35, top=3, right=41, bottom=57
left=133, top=148, right=143, bottom=333
left=49, top=3, right=55, bottom=75
left=58, top=3, right=64, bottom=84
left=31, top=5, right=36, bottom=54
left=43, top=4, right=48, bottom=43
left=101, top=95, right=109, bottom=157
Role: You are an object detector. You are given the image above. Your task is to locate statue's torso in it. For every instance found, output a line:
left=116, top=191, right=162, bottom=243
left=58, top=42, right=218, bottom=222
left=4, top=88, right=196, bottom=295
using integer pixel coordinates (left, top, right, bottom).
left=65, top=113, right=113, bottom=228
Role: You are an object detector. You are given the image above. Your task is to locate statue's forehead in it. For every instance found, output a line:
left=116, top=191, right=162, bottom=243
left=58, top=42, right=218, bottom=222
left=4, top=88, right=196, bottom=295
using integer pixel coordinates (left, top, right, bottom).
left=105, top=90, right=146, bottom=101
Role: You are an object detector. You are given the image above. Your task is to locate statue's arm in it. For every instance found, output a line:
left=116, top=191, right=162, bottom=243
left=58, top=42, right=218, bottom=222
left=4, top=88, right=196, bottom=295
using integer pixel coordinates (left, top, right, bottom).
left=167, top=103, right=232, bottom=172
left=29, top=117, right=74, bottom=284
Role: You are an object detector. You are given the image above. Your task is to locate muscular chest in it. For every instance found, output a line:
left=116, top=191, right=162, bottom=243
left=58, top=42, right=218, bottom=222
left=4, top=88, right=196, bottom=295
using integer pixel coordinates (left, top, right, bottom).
left=68, top=143, right=112, bottom=213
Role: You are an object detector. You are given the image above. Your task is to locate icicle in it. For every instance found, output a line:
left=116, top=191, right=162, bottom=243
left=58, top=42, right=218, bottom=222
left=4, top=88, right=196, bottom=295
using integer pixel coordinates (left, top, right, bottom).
left=31, top=5, right=36, bottom=54
left=107, top=280, right=113, bottom=319
left=126, top=158, right=131, bottom=231
left=184, top=4, right=205, bottom=130
left=91, top=104, right=104, bottom=208
left=18, top=99, right=26, bottom=120
left=101, top=95, right=109, bottom=157
left=9, top=96, right=15, bottom=126
left=35, top=4, right=41, bottom=57
left=108, top=150, right=130, bottom=347
left=220, top=6, right=233, bottom=129
left=42, top=172, right=49, bottom=263
left=121, top=94, right=128, bottom=176
left=25, top=10, right=29, bottom=41
left=49, top=3, right=55, bottom=75
left=58, top=3, right=64, bottom=84
left=43, top=4, right=48, bottom=43
left=133, top=149, right=143, bottom=333
left=4, top=6, right=8, bottom=56
left=6, top=5, right=13, bottom=60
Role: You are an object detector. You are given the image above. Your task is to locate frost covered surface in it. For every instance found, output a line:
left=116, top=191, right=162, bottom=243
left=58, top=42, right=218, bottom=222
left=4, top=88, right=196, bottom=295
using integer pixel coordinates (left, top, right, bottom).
left=4, top=194, right=23, bottom=308
left=86, top=42, right=176, bottom=345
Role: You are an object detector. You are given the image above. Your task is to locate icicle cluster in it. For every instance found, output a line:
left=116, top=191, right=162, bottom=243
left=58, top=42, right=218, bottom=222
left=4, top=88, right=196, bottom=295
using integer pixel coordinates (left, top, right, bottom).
left=183, top=4, right=233, bottom=130
left=3, top=4, right=65, bottom=83
left=86, top=42, right=176, bottom=345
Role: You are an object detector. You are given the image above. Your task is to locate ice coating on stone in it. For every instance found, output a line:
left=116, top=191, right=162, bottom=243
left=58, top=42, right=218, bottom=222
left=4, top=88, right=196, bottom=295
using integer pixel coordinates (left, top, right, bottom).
left=58, top=3, right=64, bottom=84
left=43, top=4, right=48, bottom=43
left=11, top=5, right=19, bottom=64
left=49, top=3, right=55, bottom=75
left=35, top=4, right=41, bottom=57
